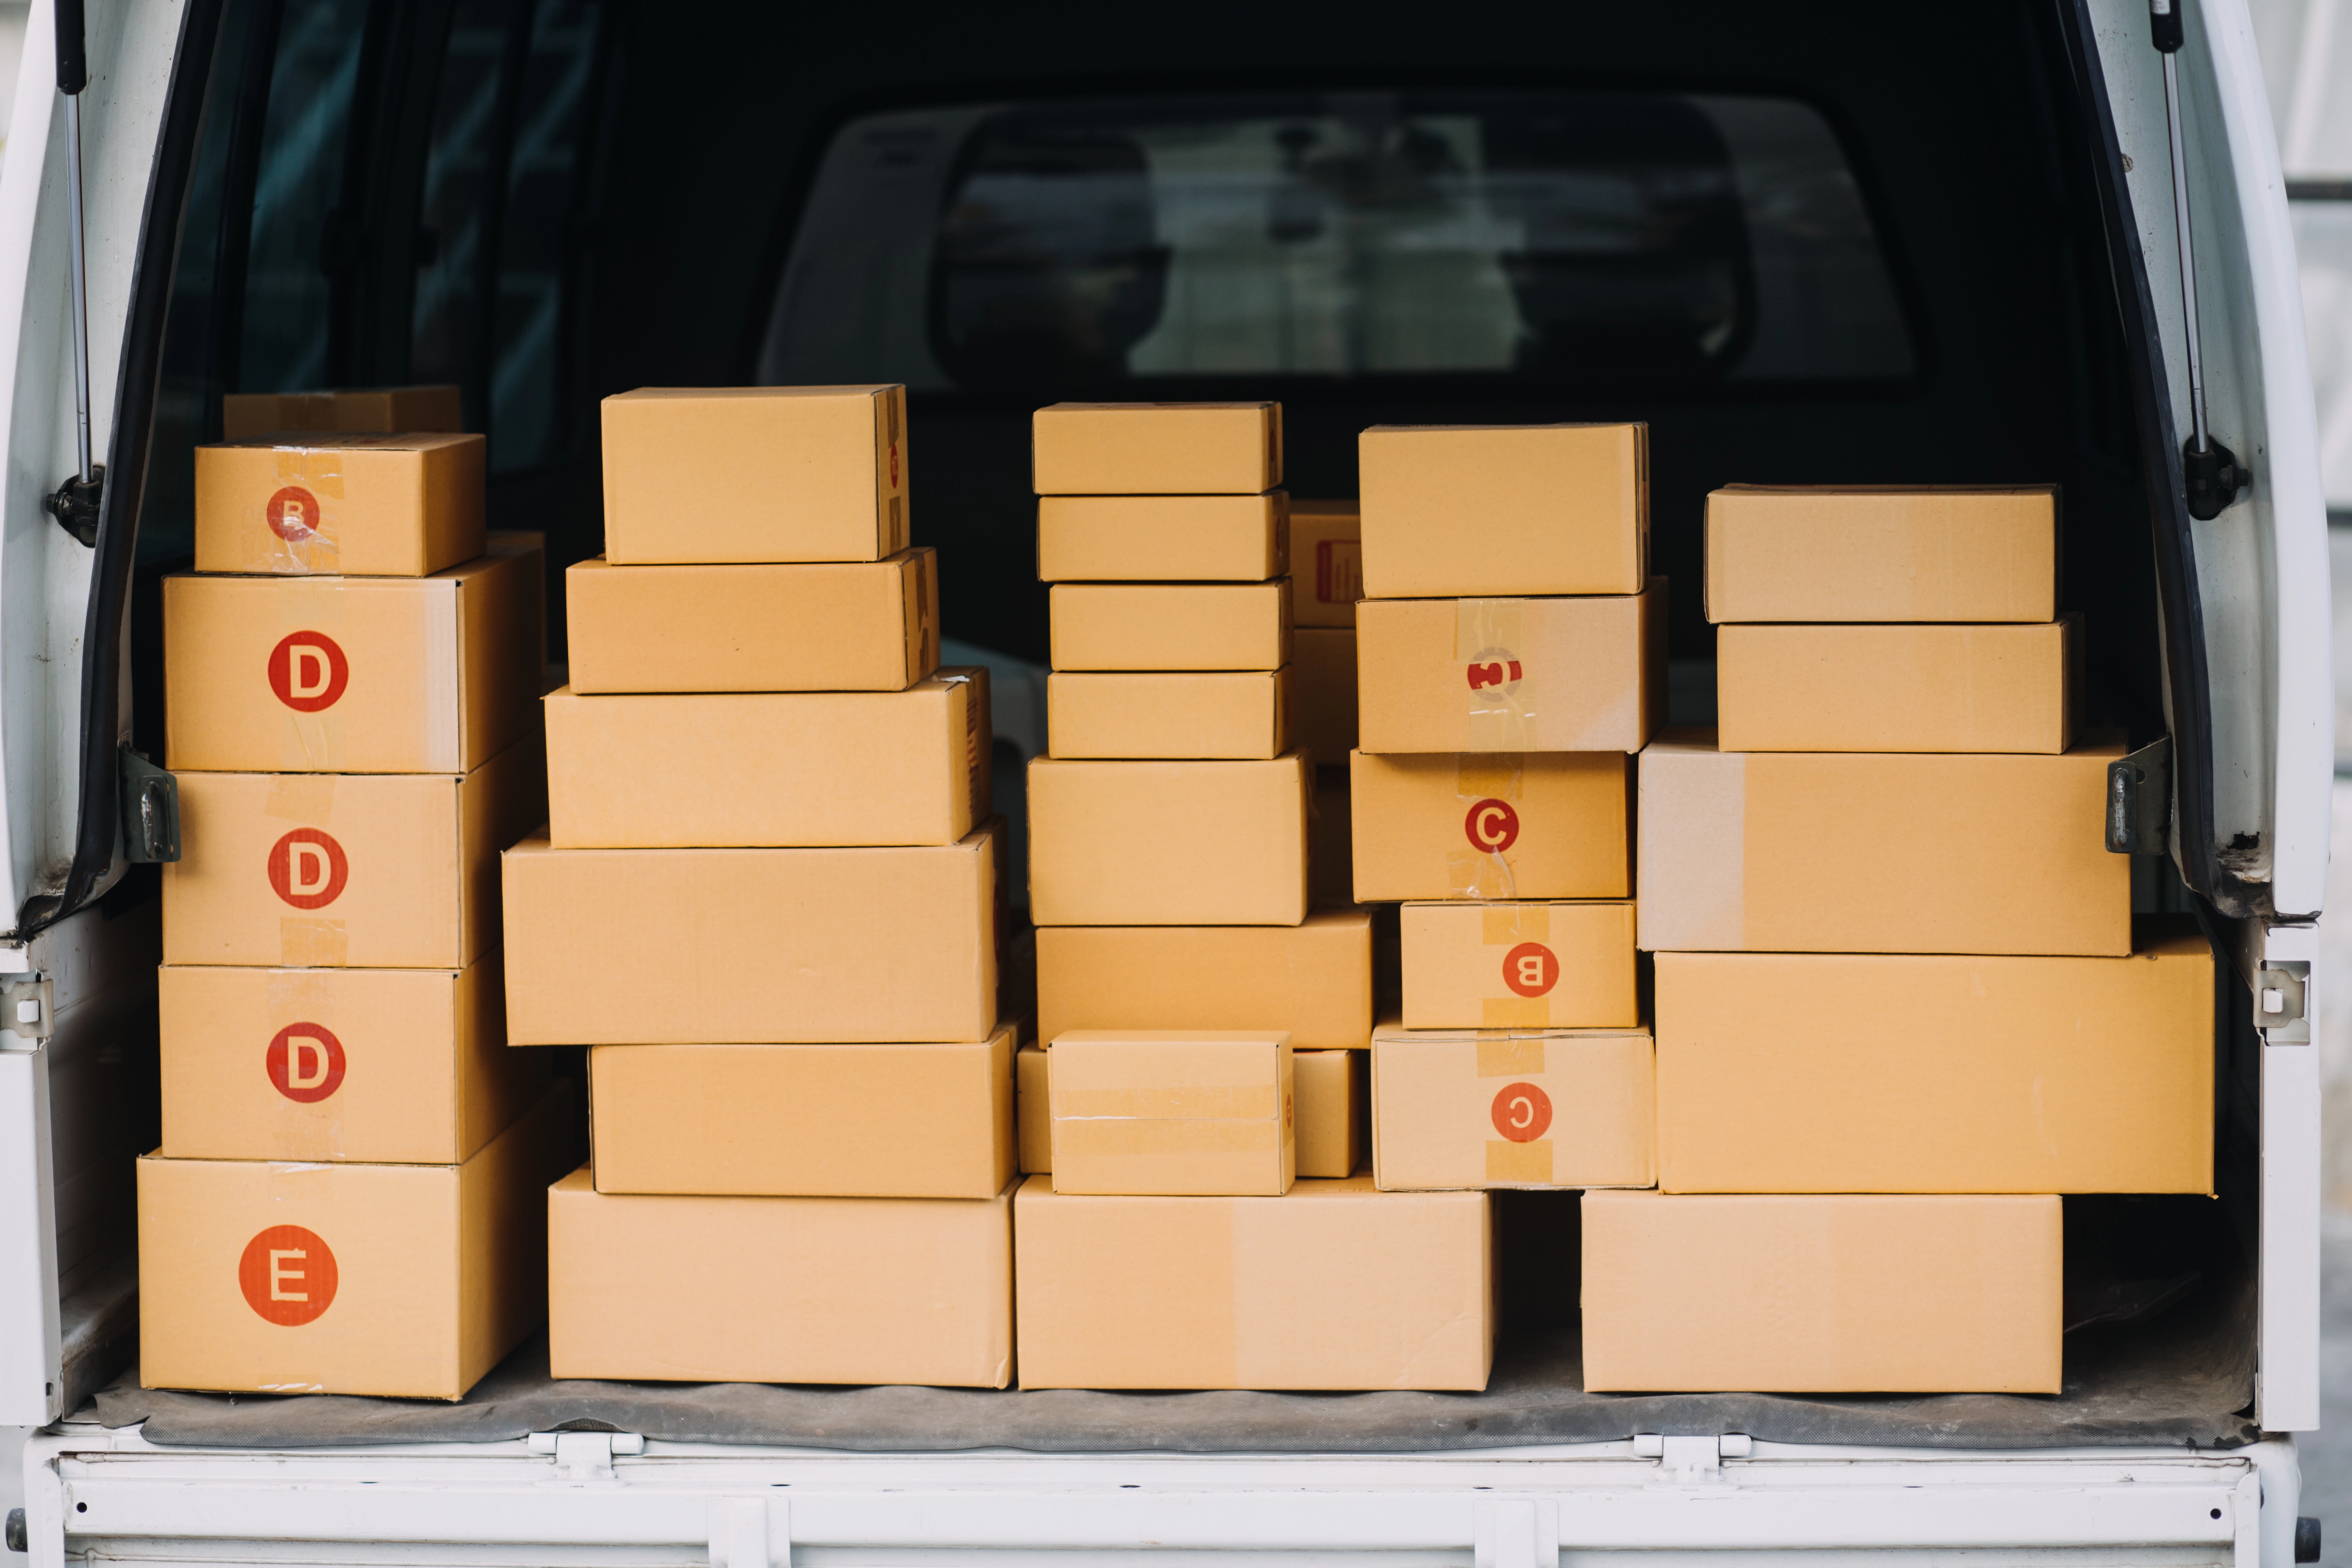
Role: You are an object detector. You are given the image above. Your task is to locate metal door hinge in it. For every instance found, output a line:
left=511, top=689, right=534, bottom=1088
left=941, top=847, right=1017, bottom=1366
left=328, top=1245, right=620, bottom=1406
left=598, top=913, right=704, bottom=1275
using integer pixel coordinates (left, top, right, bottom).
left=120, top=748, right=178, bottom=863
left=2257, top=962, right=2309, bottom=1044
left=2106, top=737, right=2171, bottom=854
left=527, top=1429, right=643, bottom=1480
left=1, top=976, right=53, bottom=1049
left=1632, top=1432, right=1751, bottom=1481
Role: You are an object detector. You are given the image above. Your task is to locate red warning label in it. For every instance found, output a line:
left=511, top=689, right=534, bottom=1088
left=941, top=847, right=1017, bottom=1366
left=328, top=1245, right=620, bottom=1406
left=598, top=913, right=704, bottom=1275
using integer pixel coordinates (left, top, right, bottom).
left=266, top=1022, right=346, bottom=1103
left=238, top=1224, right=338, bottom=1326
left=267, top=828, right=348, bottom=910
left=266, top=486, right=324, bottom=543
left=1490, top=1082, right=1553, bottom=1143
left=268, top=631, right=349, bottom=713
left=1501, top=941, right=1560, bottom=998
left=1464, top=798, right=1520, bottom=853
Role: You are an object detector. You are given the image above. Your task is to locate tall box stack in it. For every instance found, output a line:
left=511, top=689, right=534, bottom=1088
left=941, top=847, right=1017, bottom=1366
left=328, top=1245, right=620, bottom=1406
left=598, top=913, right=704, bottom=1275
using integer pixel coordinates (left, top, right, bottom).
left=145, top=386, right=564, bottom=1402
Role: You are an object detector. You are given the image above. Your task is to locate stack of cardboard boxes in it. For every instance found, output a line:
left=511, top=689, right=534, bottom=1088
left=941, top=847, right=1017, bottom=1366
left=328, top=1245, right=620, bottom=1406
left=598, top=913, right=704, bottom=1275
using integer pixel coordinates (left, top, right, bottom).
left=1288, top=498, right=1365, bottom=909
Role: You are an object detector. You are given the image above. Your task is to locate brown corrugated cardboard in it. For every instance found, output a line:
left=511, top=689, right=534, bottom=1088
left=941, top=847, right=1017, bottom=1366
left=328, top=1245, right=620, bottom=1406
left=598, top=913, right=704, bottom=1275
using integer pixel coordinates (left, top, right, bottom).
left=502, top=823, right=999, bottom=1044
left=1289, top=501, right=1360, bottom=628
left=1017, top=1046, right=1051, bottom=1173
left=163, top=735, right=545, bottom=970
left=1291, top=628, right=1356, bottom=768
left=1717, top=617, right=2079, bottom=753
left=1581, top=1191, right=2063, bottom=1393
left=1047, top=1031, right=1294, bottom=1197
left=1014, top=1174, right=1491, bottom=1390
left=1356, top=586, right=1664, bottom=754
left=1046, top=670, right=1288, bottom=760
left=195, top=434, right=485, bottom=577
left=1028, top=756, right=1309, bottom=926
left=1050, top=582, right=1291, bottom=672
left=601, top=386, right=909, bottom=564
left=1351, top=750, right=1632, bottom=902
left=1399, top=901, right=1637, bottom=1029
left=158, top=953, right=545, bottom=1164
left=1370, top=1023, right=1653, bottom=1191
left=1037, top=493, right=1287, bottom=581
left=1295, top=1048, right=1366, bottom=1179
left=1704, top=485, right=2060, bottom=623
left=589, top=1024, right=1015, bottom=1198
left=1036, top=911, right=1372, bottom=1047
left=564, top=550, right=937, bottom=694
left=137, top=1087, right=568, bottom=1400
left=548, top=1169, right=1013, bottom=1387
left=1637, top=729, right=2128, bottom=956
left=220, top=385, right=462, bottom=442
left=1310, top=768, right=1354, bottom=909
left=166, top=533, right=544, bottom=774
left=1359, top=424, right=1648, bottom=597
left=544, top=671, right=989, bottom=848
left=1032, top=402, right=1281, bottom=495
left=1655, top=926, right=2213, bottom=1193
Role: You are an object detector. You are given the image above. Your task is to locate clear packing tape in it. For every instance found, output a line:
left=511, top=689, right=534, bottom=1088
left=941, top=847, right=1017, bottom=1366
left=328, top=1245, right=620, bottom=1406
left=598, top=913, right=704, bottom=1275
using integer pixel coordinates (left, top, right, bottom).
left=1444, top=751, right=1525, bottom=900
left=1457, top=597, right=1536, bottom=750
left=265, top=445, right=347, bottom=574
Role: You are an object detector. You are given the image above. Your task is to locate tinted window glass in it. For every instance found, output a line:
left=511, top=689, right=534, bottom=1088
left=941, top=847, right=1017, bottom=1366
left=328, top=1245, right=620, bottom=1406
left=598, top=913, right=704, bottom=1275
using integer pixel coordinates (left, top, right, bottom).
left=411, top=0, right=516, bottom=418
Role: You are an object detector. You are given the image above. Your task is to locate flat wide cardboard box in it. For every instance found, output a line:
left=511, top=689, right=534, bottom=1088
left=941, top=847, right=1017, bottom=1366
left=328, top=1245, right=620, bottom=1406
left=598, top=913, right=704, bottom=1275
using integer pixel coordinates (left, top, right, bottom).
left=1717, top=617, right=2079, bottom=753
left=1017, top=1045, right=1052, bottom=1173
left=1050, top=581, right=1291, bottom=671
left=1295, top=1048, right=1367, bottom=1179
left=1400, top=900, right=1636, bottom=1029
left=1048, top=1031, right=1293, bottom=1196
left=1038, top=493, right=1287, bottom=581
left=195, top=433, right=486, bottom=577
left=1014, top=1174, right=1491, bottom=1390
left=1581, top=1191, right=2063, bottom=1393
left=1028, top=756, right=1309, bottom=926
left=590, top=1024, right=1015, bottom=1198
left=162, top=735, right=545, bottom=970
left=1351, top=750, right=1631, bottom=901
left=1032, top=402, right=1280, bottom=495
left=601, top=386, right=909, bottom=564
left=159, top=953, right=545, bottom=1164
left=1291, top=628, right=1356, bottom=767
left=1655, top=925, right=2213, bottom=1192
left=1047, top=669, right=1289, bottom=760
left=137, top=1089, right=568, bottom=1400
left=544, top=671, right=989, bottom=847
left=548, top=1169, right=1013, bottom=1387
left=565, top=549, right=937, bottom=693
left=1289, top=500, right=1360, bottom=628
left=1359, top=424, right=1647, bottom=597
left=1637, top=729, right=2129, bottom=956
left=221, top=384, right=461, bottom=442
left=1705, top=485, right=2060, bottom=622
left=502, top=824, right=999, bottom=1044
left=1356, top=585, right=1664, bottom=753
left=166, top=533, right=544, bottom=773
left=1371, top=1023, right=1653, bottom=1190
left=1037, top=910, right=1372, bottom=1047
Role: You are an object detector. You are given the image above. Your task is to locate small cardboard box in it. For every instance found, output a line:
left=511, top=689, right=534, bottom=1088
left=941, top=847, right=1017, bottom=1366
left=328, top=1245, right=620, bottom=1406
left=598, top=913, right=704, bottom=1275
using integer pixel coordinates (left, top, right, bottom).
left=1359, top=424, right=1648, bottom=597
left=589, top=1025, right=1015, bottom=1198
left=1017, top=1046, right=1051, bottom=1173
left=544, top=671, right=989, bottom=848
left=1656, top=925, right=2213, bottom=1192
left=565, top=550, right=937, bottom=694
left=1400, top=900, right=1637, bottom=1029
left=163, top=735, right=546, bottom=970
left=1295, top=1048, right=1367, bottom=1179
left=221, top=385, right=461, bottom=442
left=1014, top=1174, right=1491, bottom=1390
left=1032, top=402, right=1281, bottom=494
left=1028, top=756, right=1309, bottom=926
left=601, top=386, right=909, bottom=565
left=1289, top=501, right=1361, bottom=628
left=1705, top=484, right=2060, bottom=623
left=137, top=1088, right=569, bottom=1400
left=166, top=533, right=544, bottom=774
left=502, top=824, right=999, bottom=1044
left=1581, top=1191, right=2063, bottom=1394
left=195, top=433, right=485, bottom=577
left=1638, top=729, right=2128, bottom=956
left=158, top=953, right=545, bottom=1164
left=1370, top=1023, right=1653, bottom=1191
left=1050, top=582, right=1291, bottom=672
left=1037, top=910, right=1372, bottom=1048
left=1047, top=669, right=1289, bottom=760
left=1038, top=493, right=1287, bottom=581
left=1291, top=628, right=1356, bottom=767
left=1351, top=750, right=1631, bottom=901
left=1718, top=617, right=2079, bottom=754
left=1047, top=1031, right=1294, bottom=1197
left=548, top=1169, right=1013, bottom=1387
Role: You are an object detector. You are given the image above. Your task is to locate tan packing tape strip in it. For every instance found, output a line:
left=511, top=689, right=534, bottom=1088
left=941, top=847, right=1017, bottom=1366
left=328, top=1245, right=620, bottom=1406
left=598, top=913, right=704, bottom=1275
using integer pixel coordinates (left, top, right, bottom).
left=268, top=445, right=347, bottom=574
left=1474, top=1034, right=1546, bottom=1078
left=1485, top=1138, right=1553, bottom=1183
left=1479, top=903, right=1550, bottom=944
left=1455, top=598, right=1537, bottom=750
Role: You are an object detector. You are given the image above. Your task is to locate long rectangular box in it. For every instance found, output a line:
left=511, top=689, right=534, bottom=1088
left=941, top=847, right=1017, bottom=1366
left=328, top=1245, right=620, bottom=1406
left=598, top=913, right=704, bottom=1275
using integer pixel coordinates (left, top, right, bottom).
left=221, top=384, right=461, bottom=442
left=1048, top=1031, right=1293, bottom=1196
left=1019, top=1043, right=1364, bottom=1180
left=548, top=1170, right=1013, bottom=1387
left=1705, top=484, right=2060, bottom=623
left=1037, top=910, right=1372, bottom=1048
left=1046, top=669, right=1289, bottom=760
left=195, top=432, right=485, bottom=577
left=1581, top=1191, right=2063, bottom=1394
left=1289, top=501, right=1360, bottom=628
left=1717, top=617, right=2079, bottom=753
left=1400, top=900, right=1636, bottom=1029
left=1370, top=1023, right=1653, bottom=1191
left=1037, top=493, right=1287, bottom=581
left=1050, top=582, right=1291, bottom=672
left=1032, top=402, right=1280, bottom=495
left=1291, top=628, right=1356, bottom=767
left=1351, top=750, right=1631, bottom=902
left=1028, top=756, right=1309, bottom=926
left=1013, top=1175, right=1491, bottom=1390
left=1359, top=424, right=1647, bottom=597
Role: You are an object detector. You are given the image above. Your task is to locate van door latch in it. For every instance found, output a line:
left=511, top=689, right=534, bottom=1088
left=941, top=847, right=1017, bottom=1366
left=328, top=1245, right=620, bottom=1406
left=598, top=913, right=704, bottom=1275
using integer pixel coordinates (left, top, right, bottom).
left=2257, top=962, right=2309, bottom=1043
left=120, top=747, right=179, bottom=863
left=2105, top=736, right=2171, bottom=854
left=1, top=977, right=54, bottom=1048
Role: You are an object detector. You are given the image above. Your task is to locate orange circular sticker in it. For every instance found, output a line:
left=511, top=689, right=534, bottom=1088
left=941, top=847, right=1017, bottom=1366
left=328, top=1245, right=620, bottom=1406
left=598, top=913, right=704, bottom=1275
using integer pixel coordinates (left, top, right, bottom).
left=1490, top=1081, right=1553, bottom=1143
left=267, top=630, right=349, bottom=713
left=238, top=1224, right=338, bottom=1326
left=267, top=827, right=348, bottom=910
left=266, top=485, right=324, bottom=543
left=266, top=1023, right=346, bottom=1103
left=1464, top=798, right=1520, bottom=853
left=1502, top=941, right=1559, bottom=998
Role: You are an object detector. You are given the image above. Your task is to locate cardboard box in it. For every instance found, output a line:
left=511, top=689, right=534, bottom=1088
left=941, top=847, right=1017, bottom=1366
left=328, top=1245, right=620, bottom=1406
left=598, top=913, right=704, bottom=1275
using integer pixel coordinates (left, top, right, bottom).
left=544, top=671, right=989, bottom=848
left=502, top=824, right=999, bottom=1044
left=166, top=534, right=543, bottom=775
left=1037, top=911, right=1372, bottom=1047
left=1032, top=402, right=1280, bottom=495
left=1705, top=485, right=2060, bottom=623
left=158, top=953, right=545, bottom=1164
left=1037, top=493, right=1287, bottom=582
left=1637, top=730, right=2129, bottom=956
left=1047, top=669, right=1289, bottom=760
left=1581, top=1191, right=2063, bottom=1393
left=1310, top=767, right=1355, bottom=909
left=1359, top=424, right=1648, bottom=597
left=565, top=550, right=937, bottom=694
left=1050, top=582, right=1291, bottom=672
left=1289, top=501, right=1360, bottom=628
left=1014, top=1174, right=1491, bottom=1390
left=1028, top=756, right=1309, bottom=926
left=1399, top=900, right=1636, bottom=1029
left=1047, top=1031, right=1293, bottom=1196
left=548, top=1169, right=1013, bottom=1387
left=221, top=384, right=461, bottom=442
left=1718, top=616, right=2079, bottom=754
left=163, top=735, right=545, bottom=969
left=137, top=1088, right=568, bottom=1400
left=1017, top=1045, right=1051, bottom=1173
left=194, top=434, right=485, bottom=577
left=590, top=1024, right=1015, bottom=1198
left=601, top=386, right=909, bottom=565
left=1655, top=925, right=2213, bottom=1192
left=1371, top=1023, right=1652, bottom=1191
left=1351, top=750, right=1631, bottom=901
left=1295, top=1048, right=1366, bottom=1179
left=1291, top=628, right=1356, bottom=768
